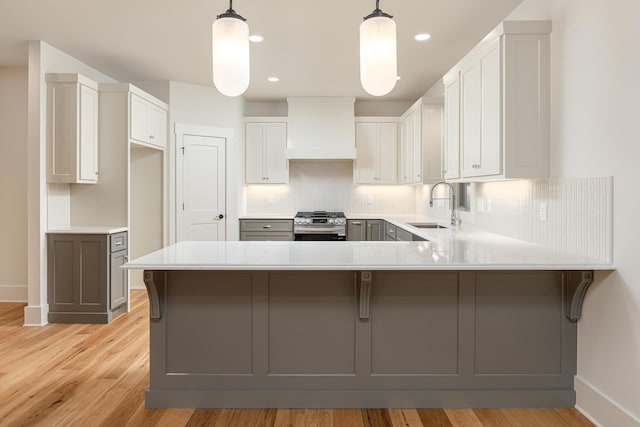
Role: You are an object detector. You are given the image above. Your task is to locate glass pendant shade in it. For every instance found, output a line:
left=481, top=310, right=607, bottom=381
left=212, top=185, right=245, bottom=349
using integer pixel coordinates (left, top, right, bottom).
left=360, top=16, right=397, bottom=96
left=212, top=16, right=250, bottom=97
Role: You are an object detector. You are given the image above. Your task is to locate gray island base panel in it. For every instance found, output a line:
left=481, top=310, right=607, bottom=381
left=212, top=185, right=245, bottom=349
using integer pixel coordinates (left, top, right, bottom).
left=142, top=269, right=585, bottom=409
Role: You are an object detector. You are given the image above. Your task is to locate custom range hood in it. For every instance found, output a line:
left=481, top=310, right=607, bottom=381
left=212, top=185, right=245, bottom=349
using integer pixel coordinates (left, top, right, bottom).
left=286, top=97, right=356, bottom=160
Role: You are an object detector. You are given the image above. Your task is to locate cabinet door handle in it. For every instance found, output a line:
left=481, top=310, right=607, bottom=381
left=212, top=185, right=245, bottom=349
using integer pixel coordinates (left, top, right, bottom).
left=149, top=135, right=155, bottom=139
left=218, top=214, right=224, bottom=219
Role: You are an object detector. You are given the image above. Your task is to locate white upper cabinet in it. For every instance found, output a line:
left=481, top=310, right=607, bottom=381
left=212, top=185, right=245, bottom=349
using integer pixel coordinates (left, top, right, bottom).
left=130, top=92, right=167, bottom=149
left=354, top=120, right=397, bottom=185
left=399, top=102, right=422, bottom=184
left=245, top=121, right=288, bottom=184
left=443, top=20, right=551, bottom=182
left=46, top=73, right=99, bottom=184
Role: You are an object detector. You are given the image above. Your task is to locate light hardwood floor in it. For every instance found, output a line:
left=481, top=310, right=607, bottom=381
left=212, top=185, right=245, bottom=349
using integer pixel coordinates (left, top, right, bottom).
left=0, top=290, right=594, bottom=427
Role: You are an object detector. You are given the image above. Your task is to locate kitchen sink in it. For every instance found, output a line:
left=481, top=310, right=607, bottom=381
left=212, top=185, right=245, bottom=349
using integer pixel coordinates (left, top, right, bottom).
left=408, top=223, right=448, bottom=229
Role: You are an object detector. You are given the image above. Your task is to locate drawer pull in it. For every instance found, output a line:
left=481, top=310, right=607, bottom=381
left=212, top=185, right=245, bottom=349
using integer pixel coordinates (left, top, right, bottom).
left=115, top=241, right=122, bottom=246
left=352, top=222, right=362, bottom=226
left=263, top=225, right=272, bottom=229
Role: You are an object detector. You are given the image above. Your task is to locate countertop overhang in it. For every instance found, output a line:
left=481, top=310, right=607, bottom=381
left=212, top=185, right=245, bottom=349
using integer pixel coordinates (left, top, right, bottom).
left=123, top=238, right=613, bottom=271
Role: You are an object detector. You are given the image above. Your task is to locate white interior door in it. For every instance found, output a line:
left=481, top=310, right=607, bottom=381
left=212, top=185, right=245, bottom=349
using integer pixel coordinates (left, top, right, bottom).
left=176, top=125, right=228, bottom=241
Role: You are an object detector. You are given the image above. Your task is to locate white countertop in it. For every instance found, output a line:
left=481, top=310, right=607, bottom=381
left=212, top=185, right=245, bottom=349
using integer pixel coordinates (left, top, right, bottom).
left=47, top=226, right=128, bottom=234
left=124, top=234, right=613, bottom=271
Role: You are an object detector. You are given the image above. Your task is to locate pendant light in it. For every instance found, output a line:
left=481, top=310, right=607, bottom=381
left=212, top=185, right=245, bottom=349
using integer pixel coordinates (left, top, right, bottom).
left=359, top=0, right=397, bottom=96
left=212, top=0, right=250, bottom=97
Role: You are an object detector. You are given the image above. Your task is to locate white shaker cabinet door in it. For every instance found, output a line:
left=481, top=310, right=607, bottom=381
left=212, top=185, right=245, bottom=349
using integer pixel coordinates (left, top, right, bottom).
left=78, top=84, right=98, bottom=182
left=376, top=123, right=398, bottom=184
left=149, top=104, right=167, bottom=148
left=245, top=123, right=266, bottom=184
left=130, top=94, right=151, bottom=144
left=478, top=41, right=502, bottom=176
left=411, top=108, right=423, bottom=183
left=264, top=123, right=288, bottom=184
left=444, top=78, right=460, bottom=180
left=461, top=39, right=502, bottom=178
left=354, top=122, right=397, bottom=185
left=354, top=122, right=377, bottom=184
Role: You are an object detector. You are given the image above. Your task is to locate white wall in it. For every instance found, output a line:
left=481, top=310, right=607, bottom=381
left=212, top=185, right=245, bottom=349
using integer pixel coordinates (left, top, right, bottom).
left=548, top=1, right=640, bottom=425
left=496, top=1, right=640, bottom=425
left=0, top=66, right=28, bottom=301
left=168, top=81, right=245, bottom=241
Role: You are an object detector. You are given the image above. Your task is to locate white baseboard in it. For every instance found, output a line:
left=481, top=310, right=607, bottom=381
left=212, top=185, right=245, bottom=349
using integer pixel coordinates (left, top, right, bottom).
left=575, top=376, right=640, bottom=427
left=23, top=303, right=49, bottom=326
left=0, top=284, right=28, bottom=302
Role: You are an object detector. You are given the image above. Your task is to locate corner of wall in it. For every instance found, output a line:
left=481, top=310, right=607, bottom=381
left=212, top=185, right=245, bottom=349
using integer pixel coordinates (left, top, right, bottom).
left=23, top=303, right=48, bottom=326
left=575, top=376, right=640, bottom=427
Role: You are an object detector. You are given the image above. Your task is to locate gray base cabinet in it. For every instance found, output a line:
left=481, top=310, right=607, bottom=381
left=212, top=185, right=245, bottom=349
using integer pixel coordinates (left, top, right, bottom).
left=240, top=219, right=293, bottom=241
left=347, top=219, right=384, bottom=241
left=47, top=232, right=128, bottom=323
left=143, top=269, right=576, bottom=408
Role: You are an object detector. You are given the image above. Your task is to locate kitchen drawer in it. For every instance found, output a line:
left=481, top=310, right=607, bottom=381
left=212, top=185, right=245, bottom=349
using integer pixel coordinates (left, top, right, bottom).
left=241, top=232, right=293, bottom=241
left=240, top=219, right=293, bottom=232
left=110, top=232, right=128, bottom=252
left=396, top=228, right=412, bottom=241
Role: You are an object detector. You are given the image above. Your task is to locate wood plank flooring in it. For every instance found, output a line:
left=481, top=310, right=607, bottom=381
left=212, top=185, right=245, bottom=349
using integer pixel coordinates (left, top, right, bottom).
left=0, top=290, right=594, bottom=427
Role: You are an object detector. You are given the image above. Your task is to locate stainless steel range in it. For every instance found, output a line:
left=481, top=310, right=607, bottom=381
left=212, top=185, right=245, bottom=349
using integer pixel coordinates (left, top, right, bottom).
left=294, top=211, right=347, bottom=241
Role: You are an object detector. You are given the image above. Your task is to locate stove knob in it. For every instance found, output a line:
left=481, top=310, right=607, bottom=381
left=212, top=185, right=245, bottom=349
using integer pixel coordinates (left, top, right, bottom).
left=305, top=218, right=311, bottom=224
left=329, top=218, right=335, bottom=224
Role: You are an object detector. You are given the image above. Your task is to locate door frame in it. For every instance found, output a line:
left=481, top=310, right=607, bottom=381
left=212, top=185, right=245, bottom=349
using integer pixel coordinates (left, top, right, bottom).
left=174, top=123, right=232, bottom=243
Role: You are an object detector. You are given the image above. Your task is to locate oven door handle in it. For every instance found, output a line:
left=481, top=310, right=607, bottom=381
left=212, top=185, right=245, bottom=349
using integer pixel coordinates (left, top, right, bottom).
left=294, top=227, right=345, bottom=234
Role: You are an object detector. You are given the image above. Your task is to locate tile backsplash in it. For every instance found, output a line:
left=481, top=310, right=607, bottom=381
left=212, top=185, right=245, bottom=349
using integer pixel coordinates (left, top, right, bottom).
left=246, top=166, right=612, bottom=263
left=418, top=177, right=613, bottom=263
left=245, top=161, right=416, bottom=214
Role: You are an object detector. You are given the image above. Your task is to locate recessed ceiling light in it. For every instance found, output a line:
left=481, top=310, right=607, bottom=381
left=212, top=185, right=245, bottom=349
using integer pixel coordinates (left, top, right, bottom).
left=249, top=35, right=264, bottom=42
left=415, top=33, right=431, bottom=41
left=268, top=77, right=279, bottom=82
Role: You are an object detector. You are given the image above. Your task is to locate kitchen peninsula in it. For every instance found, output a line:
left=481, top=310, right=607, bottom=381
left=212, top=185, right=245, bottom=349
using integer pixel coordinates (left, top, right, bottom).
left=124, top=227, right=613, bottom=409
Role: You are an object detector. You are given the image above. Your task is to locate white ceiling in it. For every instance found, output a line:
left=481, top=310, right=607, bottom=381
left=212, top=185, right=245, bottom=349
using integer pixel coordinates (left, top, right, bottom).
left=0, top=0, right=524, bottom=102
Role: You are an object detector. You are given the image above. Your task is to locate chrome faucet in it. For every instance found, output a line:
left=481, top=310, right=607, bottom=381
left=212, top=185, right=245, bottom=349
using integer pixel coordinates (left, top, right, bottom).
left=429, top=181, right=457, bottom=226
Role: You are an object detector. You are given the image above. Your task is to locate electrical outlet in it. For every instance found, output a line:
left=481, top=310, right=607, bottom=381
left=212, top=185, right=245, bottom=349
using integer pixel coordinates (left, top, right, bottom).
left=367, top=195, right=374, bottom=205
left=539, top=202, right=547, bottom=222
left=486, top=199, right=492, bottom=213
